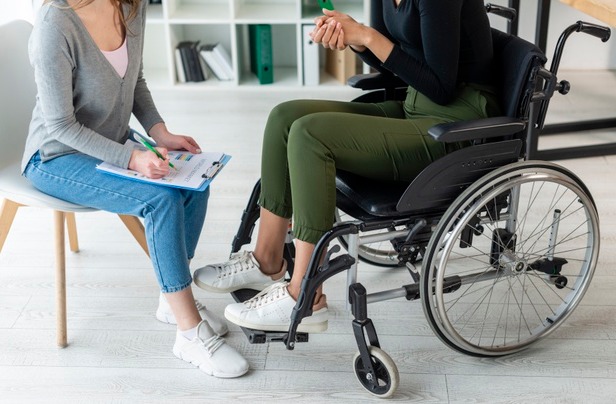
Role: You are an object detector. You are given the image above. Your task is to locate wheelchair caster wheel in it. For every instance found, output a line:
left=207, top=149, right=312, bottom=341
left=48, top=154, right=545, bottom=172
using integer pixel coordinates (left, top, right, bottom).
left=353, top=346, right=399, bottom=398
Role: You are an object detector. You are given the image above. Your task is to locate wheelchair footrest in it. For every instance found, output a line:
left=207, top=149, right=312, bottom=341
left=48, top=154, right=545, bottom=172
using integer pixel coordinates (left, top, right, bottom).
left=230, top=288, right=309, bottom=345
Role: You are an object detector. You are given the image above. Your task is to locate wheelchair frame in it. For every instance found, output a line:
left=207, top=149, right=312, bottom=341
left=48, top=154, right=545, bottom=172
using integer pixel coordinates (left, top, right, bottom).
left=228, top=15, right=610, bottom=398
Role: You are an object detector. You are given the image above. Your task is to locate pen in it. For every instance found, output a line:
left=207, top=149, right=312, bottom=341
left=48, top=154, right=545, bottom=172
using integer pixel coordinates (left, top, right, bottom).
left=136, top=135, right=176, bottom=170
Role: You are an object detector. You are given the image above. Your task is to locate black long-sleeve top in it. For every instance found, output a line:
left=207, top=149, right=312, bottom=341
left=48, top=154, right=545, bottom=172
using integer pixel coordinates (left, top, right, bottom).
left=358, top=0, right=494, bottom=105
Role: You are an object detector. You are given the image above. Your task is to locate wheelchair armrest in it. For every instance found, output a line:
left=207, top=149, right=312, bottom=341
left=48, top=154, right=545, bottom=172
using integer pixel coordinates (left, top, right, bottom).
left=347, top=72, right=407, bottom=91
left=428, top=116, right=527, bottom=143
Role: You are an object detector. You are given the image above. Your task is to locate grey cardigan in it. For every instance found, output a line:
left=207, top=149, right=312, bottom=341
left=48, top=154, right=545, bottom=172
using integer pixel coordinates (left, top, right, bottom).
left=22, top=0, right=163, bottom=172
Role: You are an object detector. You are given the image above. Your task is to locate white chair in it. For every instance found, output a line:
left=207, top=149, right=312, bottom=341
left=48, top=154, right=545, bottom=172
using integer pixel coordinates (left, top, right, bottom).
left=0, top=20, right=150, bottom=348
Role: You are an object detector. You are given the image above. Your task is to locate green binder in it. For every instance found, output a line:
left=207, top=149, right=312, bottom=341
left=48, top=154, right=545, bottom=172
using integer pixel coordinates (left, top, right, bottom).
left=249, top=24, right=273, bottom=85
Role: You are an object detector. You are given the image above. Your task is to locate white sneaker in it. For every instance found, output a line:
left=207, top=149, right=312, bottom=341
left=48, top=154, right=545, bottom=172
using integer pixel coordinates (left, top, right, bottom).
left=224, top=281, right=328, bottom=333
left=156, top=293, right=228, bottom=337
left=173, top=320, right=249, bottom=378
left=193, top=251, right=286, bottom=293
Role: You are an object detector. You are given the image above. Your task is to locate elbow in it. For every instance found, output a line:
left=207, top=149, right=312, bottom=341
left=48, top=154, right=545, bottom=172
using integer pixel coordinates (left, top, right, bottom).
left=432, top=81, right=461, bottom=105
left=429, top=90, right=457, bottom=106
left=44, top=116, right=81, bottom=142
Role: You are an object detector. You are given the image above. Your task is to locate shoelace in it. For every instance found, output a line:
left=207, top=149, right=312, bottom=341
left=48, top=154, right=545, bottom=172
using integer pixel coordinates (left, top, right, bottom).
left=217, top=251, right=255, bottom=278
left=244, top=282, right=288, bottom=309
left=195, top=321, right=224, bottom=355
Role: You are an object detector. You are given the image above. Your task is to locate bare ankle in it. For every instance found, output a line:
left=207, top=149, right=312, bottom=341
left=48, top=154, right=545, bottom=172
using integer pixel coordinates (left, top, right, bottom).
left=286, top=285, right=326, bottom=309
left=252, top=252, right=285, bottom=277
left=287, top=284, right=300, bottom=301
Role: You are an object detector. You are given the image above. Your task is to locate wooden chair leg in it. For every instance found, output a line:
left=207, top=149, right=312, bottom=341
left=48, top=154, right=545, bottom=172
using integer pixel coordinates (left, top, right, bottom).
left=118, top=214, right=149, bottom=257
left=54, top=210, right=68, bottom=348
left=0, top=199, right=21, bottom=253
left=65, top=212, right=79, bottom=253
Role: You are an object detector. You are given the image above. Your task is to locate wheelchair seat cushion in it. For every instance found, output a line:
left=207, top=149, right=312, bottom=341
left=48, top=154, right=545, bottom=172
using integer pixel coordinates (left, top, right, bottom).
left=335, top=170, right=410, bottom=220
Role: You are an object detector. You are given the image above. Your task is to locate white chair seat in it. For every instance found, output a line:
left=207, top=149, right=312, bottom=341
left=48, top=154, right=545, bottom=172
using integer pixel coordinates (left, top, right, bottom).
left=0, top=162, right=96, bottom=212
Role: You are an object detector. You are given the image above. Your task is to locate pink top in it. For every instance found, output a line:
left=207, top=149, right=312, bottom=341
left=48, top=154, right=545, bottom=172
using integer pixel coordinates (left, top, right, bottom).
left=101, top=37, right=128, bottom=78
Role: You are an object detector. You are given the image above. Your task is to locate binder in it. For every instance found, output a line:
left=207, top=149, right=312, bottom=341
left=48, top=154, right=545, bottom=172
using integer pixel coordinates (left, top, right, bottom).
left=248, top=24, right=273, bottom=84
left=302, top=24, right=319, bottom=86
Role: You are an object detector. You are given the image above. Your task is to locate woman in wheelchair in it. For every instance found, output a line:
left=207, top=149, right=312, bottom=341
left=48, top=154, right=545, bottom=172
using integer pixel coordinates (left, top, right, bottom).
left=194, top=0, right=502, bottom=332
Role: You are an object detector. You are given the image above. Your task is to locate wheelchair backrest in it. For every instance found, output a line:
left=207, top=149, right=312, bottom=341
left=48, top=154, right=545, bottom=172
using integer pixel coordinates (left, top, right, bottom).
left=395, top=29, right=548, bottom=214
left=491, top=28, right=547, bottom=120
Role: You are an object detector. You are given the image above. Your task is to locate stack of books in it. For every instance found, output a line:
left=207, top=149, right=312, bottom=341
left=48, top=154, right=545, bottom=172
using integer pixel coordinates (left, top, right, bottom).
left=174, top=41, right=234, bottom=83
left=198, top=43, right=234, bottom=81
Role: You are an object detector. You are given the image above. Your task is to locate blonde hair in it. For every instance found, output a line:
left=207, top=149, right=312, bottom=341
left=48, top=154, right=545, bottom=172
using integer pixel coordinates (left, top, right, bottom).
left=44, top=0, right=141, bottom=32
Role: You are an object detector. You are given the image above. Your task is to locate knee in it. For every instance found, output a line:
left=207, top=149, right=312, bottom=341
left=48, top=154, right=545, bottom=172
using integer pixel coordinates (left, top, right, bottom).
left=269, top=99, right=305, bottom=119
left=266, top=100, right=314, bottom=135
left=287, top=114, right=324, bottom=152
left=148, top=187, right=184, bottom=212
left=267, top=101, right=295, bottom=130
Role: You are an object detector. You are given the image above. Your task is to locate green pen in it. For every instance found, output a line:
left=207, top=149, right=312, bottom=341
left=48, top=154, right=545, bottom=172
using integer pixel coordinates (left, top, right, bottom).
left=136, top=135, right=176, bottom=170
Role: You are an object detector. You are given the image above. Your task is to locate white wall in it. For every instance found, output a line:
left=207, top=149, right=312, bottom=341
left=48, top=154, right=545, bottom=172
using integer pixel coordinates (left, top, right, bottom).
left=1, top=0, right=614, bottom=69
left=488, top=0, right=616, bottom=69
left=0, top=0, right=37, bottom=24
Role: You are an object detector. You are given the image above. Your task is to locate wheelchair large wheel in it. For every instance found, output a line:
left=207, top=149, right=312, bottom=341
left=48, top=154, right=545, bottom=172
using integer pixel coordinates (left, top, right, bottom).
left=421, top=161, right=600, bottom=357
left=335, top=208, right=402, bottom=267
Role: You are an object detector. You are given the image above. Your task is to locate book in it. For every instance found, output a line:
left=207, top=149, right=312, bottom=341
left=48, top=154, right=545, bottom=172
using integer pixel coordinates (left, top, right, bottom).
left=96, top=139, right=230, bottom=191
left=176, top=42, right=192, bottom=82
left=199, top=43, right=233, bottom=81
left=212, top=43, right=234, bottom=79
left=248, top=24, right=273, bottom=85
left=197, top=50, right=210, bottom=81
left=302, top=24, right=319, bottom=86
left=325, top=47, right=360, bottom=83
left=174, top=48, right=186, bottom=83
left=176, top=41, right=206, bottom=83
left=189, top=41, right=206, bottom=82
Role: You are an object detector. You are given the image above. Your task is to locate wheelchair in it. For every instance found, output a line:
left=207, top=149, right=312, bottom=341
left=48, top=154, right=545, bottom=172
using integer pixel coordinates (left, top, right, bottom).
left=228, top=6, right=610, bottom=397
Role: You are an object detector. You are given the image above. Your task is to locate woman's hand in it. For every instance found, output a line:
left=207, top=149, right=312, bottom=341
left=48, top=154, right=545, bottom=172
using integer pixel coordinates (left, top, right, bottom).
left=312, top=9, right=370, bottom=51
left=148, top=122, right=202, bottom=154
left=128, top=148, right=171, bottom=179
left=311, top=14, right=346, bottom=50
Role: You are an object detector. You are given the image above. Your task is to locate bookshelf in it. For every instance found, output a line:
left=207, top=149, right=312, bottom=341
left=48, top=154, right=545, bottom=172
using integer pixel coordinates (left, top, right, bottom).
left=143, top=0, right=368, bottom=89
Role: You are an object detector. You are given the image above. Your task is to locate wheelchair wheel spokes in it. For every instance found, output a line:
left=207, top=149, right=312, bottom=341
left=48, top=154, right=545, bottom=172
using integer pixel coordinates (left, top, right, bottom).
left=335, top=208, right=402, bottom=267
left=422, top=162, right=599, bottom=357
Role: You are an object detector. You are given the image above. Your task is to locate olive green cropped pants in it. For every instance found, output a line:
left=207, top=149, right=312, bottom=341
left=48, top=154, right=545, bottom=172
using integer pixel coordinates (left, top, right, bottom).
left=258, top=85, right=500, bottom=244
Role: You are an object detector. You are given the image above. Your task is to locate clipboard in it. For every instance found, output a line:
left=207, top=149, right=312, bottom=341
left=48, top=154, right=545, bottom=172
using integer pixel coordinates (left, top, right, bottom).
left=96, top=139, right=231, bottom=192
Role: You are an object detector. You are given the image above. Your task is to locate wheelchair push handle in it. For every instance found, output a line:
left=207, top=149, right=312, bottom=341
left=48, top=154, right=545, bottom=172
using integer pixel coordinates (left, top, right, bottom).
left=485, top=3, right=516, bottom=21
left=575, top=21, right=611, bottom=42
left=550, top=21, right=611, bottom=76
left=535, top=20, right=611, bottom=131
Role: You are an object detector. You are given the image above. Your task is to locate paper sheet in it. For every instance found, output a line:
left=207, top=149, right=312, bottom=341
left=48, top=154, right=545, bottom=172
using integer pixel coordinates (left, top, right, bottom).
left=96, top=140, right=226, bottom=190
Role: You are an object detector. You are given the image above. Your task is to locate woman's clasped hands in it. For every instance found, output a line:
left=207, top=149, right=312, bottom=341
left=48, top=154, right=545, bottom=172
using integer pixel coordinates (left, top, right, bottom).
left=309, top=9, right=369, bottom=52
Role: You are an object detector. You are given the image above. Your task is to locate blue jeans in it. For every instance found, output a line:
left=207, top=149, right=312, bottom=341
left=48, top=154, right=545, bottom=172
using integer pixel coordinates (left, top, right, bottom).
left=24, top=151, right=209, bottom=293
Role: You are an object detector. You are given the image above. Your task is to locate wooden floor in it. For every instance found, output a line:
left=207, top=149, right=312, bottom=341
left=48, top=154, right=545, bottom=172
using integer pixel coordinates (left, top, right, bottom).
left=1, top=70, right=616, bottom=403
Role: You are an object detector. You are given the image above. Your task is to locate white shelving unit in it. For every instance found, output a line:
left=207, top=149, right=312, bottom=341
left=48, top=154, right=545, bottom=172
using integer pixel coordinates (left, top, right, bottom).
left=143, top=0, right=368, bottom=89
